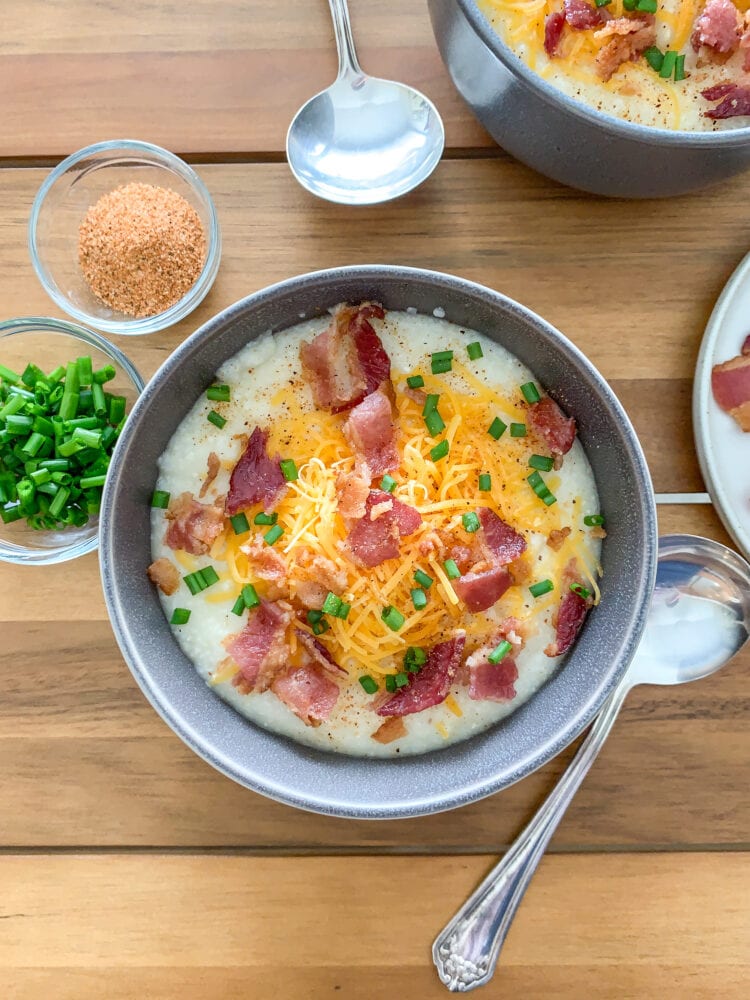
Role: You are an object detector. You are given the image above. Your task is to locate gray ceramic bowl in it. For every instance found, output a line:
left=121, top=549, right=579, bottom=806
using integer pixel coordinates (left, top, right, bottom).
left=428, top=0, right=750, bottom=198
left=100, top=265, right=657, bottom=818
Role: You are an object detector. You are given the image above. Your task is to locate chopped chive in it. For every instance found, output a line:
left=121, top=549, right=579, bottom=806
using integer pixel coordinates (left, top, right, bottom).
left=254, top=511, right=278, bottom=525
left=659, top=50, right=677, bottom=79
left=431, top=350, right=453, bottom=374
left=207, top=410, right=226, bottom=429
left=595, top=0, right=611, bottom=6
left=359, top=675, right=378, bottom=695
left=529, top=579, right=554, bottom=598
left=462, top=511, right=480, bottom=533
left=385, top=674, right=397, bottom=693
left=430, top=440, right=449, bottom=462
left=280, top=459, right=298, bottom=482
left=623, top=0, right=636, bottom=8
left=79, top=474, right=107, bottom=489
left=92, top=364, right=116, bottom=384
left=312, top=619, right=330, bottom=635
left=527, top=471, right=543, bottom=488
left=520, top=382, right=541, bottom=404
left=381, top=605, right=405, bottom=631
left=424, top=408, right=446, bottom=436
left=444, top=558, right=461, bottom=580
left=529, top=454, right=554, bottom=472
left=264, top=524, right=284, bottom=546
left=336, top=601, right=351, bottom=621
left=230, top=512, right=250, bottom=534
left=206, top=384, right=231, bottom=402
left=91, top=381, right=107, bottom=416
left=171, top=608, right=192, bottom=625
left=405, top=646, right=427, bottom=672
left=571, top=583, right=592, bottom=600
left=0, top=394, right=27, bottom=420
left=422, top=393, right=440, bottom=415
left=488, top=417, right=507, bottom=440
left=510, top=422, right=526, bottom=438
left=21, top=432, right=47, bottom=457
left=478, top=473, right=491, bottom=492
left=541, top=491, right=557, bottom=507
left=322, top=592, right=343, bottom=615
left=584, top=514, right=605, bottom=526
left=231, top=595, right=246, bottom=616
left=242, top=583, right=260, bottom=608
left=413, top=568, right=433, bottom=589
left=674, top=53, right=686, bottom=81
left=380, top=474, right=397, bottom=493
left=307, top=609, right=324, bottom=624
left=48, top=486, right=70, bottom=518
left=200, top=565, right=220, bottom=588
left=488, top=639, right=513, bottom=664
left=0, top=503, right=23, bottom=524
left=466, top=341, right=483, bottom=361
left=411, top=588, right=428, bottom=610
left=30, top=468, right=51, bottom=486
left=71, top=426, right=102, bottom=449
left=636, top=0, right=657, bottom=11
left=76, top=356, right=93, bottom=386
left=394, top=672, right=409, bottom=688
left=21, top=362, right=45, bottom=388
left=0, top=363, right=20, bottom=384
left=109, top=395, right=126, bottom=425
left=406, top=374, right=425, bottom=389
left=151, top=490, right=171, bottom=509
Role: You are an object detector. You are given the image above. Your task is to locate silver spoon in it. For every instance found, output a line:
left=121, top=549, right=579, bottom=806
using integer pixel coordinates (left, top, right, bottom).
left=286, top=0, right=445, bottom=205
left=434, top=533, right=750, bottom=992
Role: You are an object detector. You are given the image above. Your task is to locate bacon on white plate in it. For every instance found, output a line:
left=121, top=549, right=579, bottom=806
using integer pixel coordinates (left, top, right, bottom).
left=147, top=557, right=180, bottom=595
left=347, top=490, right=422, bottom=568
left=526, top=395, right=577, bottom=456
left=691, top=0, right=742, bottom=53
left=377, top=634, right=466, bottom=717
left=164, top=491, right=224, bottom=555
left=342, top=388, right=399, bottom=481
left=712, top=338, right=750, bottom=430
left=226, top=600, right=293, bottom=692
left=271, top=661, right=339, bottom=726
left=299, top=303, right=391, bottom=413
left=225, top=426, right=286, bottom=516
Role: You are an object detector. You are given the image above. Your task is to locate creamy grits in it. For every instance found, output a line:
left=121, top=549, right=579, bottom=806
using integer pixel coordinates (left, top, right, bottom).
left=148, top=306, right=604, bottom=757
left=482, top=0, right=750, bottom=130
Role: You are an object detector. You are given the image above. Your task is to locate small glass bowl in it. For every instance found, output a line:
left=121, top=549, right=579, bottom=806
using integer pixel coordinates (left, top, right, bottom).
left=28, top=139, right=221, bottom=336
left=0, top=317, right=144, bottom=565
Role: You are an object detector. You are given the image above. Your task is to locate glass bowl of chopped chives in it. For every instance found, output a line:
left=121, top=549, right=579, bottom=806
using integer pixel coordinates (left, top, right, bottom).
left=28, top=139, right=221, bottom=336
left=0, top=317, right=144, bottom=564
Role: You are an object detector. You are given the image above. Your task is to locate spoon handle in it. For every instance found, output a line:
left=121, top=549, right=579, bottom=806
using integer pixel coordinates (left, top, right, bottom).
left=328, top=0, right=362, bottom=79
left=433, top=675, right=632, bottom=992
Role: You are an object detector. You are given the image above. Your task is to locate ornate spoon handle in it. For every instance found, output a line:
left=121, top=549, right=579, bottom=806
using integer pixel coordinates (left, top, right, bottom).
left=432, top=676, right=632, bottom=991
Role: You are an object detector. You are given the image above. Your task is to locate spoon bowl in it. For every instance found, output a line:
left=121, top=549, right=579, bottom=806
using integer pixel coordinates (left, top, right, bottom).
left=286, top=0, right=445, bottom=205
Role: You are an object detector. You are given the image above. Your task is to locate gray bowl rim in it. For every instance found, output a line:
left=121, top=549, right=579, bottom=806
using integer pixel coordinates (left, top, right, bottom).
left=100, top=264, right=658, bottom=819
left=454, top=0, right=750, bottom=146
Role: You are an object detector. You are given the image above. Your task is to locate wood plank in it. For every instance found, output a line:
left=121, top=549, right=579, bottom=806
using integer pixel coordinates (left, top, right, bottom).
left=0, top=1, right=489, bottom=157
left=1, top=853, right=747, bottom=998
left=0, top=604, right=746, bottom=849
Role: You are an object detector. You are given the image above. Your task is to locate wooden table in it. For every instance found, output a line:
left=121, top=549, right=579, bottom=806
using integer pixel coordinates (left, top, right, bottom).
left=1, top=2, right=748, bottom=996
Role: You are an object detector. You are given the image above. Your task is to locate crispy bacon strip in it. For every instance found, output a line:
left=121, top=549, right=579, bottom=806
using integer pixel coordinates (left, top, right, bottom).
left=164, top=492, right=224, bottom=556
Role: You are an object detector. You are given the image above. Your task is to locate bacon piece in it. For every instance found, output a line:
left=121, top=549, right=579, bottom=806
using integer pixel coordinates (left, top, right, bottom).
left=147, top=557, right=180, bottom=596
left=336, top=472, right=370, bottom=520
left=477, top=508, right=527, bottom=564
left=240, top=534, right=289, bottom=600
left=227, top=600, right=293, bottom=692
left=347, top=490, right=422, bottom=568
left=292, top=551, right=347, bottom=609
left=712, top=352, right=750, bottom=430
left=544, top=11, right=566, bottom=56
left=225, top=427, right=286, bottom=516
left=164, top=492, right=224, bottom=555
left=198, top=451, right=221, bottom=499
left=299, top=303, right=390, bottom=413
left=271, top=662, right=339, bottom=726
left=743, top=334, right=750, bottom=355
left=691, top=0, right=741, bottom=54
left=453, top=566, right=513, bottom=614
left=594, top=16, right=656, bottom=81
left=527, top=396, right=577, bottom=456
left=342, top=389, right=399, bottom=481
left=545, top=562, right=593, bottom=658
left=295, top=628, right=347, bottom=677
left=467, top=654, right=519, bottom=702
left=371, top=716, right=407, bottom=744
left=448, top=544, right=473, bottom=573
left=741, top=13, right=750, bottom=69
left=564, top=0, right=604, bottom=29
left=547, top=526, right=572, bottom=552
left=377, top=635, right=466, bottom=717
left=703, top=82, right=750, bottom=118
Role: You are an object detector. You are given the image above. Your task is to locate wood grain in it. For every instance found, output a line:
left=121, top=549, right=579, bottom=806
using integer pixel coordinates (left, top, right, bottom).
left=1, top=853, right=748, bottom=998
left=0, top=1, right=489, bottom=158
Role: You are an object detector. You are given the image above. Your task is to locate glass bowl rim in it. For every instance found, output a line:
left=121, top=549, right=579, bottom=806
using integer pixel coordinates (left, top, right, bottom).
left=27, top=138, right=222, bottom=337
left=0, top=314, right=145, bottom=565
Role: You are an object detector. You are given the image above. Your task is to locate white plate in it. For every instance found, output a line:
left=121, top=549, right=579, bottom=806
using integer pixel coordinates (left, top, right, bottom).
left=693, top=252, right=750, bottom=561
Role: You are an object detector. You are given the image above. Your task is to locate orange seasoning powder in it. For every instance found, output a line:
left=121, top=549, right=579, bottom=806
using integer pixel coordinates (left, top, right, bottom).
left=78, top=182, right=207, bottom=319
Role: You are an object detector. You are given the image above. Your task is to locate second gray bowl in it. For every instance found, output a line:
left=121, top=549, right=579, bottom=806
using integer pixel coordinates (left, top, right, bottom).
left=100, top=265, right=657, bottom=818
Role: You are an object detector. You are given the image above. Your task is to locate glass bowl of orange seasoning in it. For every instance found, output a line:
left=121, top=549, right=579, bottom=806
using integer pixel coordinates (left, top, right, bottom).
left=28, top=140, right=221, bottom=336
